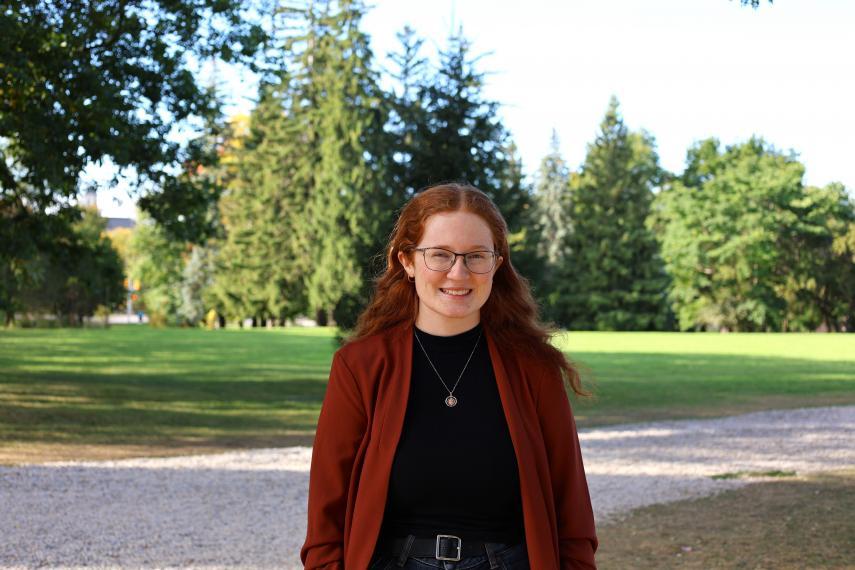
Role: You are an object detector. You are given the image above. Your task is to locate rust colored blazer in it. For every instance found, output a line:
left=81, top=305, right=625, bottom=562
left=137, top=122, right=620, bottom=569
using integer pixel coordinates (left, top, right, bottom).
left=300, top=324, right=598, bottom=569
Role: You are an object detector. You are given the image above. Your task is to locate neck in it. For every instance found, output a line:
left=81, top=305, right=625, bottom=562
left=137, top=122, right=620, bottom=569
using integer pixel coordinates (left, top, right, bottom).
left=414, top=313, right=481, bottom=336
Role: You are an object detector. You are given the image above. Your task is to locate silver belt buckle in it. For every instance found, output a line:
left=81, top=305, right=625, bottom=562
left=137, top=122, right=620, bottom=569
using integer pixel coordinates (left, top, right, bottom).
left=435, top=534, right=462, bottom=561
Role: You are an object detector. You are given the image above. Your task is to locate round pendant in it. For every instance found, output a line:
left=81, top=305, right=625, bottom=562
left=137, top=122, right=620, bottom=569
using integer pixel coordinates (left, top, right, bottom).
left=445, top=395, right=458, bottom=407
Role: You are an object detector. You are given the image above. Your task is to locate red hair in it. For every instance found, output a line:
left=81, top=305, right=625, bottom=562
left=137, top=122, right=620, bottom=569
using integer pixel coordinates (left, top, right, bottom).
left=351, top=182, right=588, bottom=396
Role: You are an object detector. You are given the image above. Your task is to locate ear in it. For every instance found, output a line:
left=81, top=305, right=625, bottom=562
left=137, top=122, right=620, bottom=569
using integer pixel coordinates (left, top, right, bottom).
left=397, top=249, right=415, bottom=278
left=494, top=255, right=504, bottom=273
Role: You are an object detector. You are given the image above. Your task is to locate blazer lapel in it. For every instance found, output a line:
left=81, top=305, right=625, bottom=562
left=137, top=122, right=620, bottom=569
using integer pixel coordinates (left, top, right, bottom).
left=486, top=331, right=525, bottom=453
left=379, top=322, right=413, bottom=452
left=487, top=331, right=545, bottom=559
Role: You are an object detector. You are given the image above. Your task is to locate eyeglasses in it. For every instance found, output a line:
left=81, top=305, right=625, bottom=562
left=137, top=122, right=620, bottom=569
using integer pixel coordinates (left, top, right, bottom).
left=413, top=247, right=499, bottom=274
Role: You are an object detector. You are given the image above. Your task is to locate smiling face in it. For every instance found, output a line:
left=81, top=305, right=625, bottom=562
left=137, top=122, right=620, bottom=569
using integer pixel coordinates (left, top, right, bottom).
left=398, top=210, right=503, bottom=336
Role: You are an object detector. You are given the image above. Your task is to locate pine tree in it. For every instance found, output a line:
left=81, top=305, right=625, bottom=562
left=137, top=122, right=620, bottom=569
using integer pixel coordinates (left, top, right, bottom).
left=534, top=130, right=572, bottom=266
left=284, top=0, right=393, bottom=325
left=494, top=140, right=532, bottom=237
left=212, top=82, right=308, bottom=325
left=554, top=97, right=671, bottom=330
left=499, top=140, right=543, bottom=291
left=391, top=29, right=527, bottom=230
left=178, top=245, right=215, bottom=326
left=387, top=25, right=429, bottom=199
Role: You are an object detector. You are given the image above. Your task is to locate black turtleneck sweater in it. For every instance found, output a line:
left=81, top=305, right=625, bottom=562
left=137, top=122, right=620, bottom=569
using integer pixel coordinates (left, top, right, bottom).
left=377, top=323, right=525, bottom=544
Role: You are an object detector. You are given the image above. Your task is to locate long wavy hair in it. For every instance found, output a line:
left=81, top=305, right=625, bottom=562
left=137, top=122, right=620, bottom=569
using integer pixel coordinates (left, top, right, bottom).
left=351, top=182, right=588, bottom=396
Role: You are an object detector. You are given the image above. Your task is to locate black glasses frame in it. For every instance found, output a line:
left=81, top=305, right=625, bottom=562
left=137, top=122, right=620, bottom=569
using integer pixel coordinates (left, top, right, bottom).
left=412, top=247, right=499, bottom=274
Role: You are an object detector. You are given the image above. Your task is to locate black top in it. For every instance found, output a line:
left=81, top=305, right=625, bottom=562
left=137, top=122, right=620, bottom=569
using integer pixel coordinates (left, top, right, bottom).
left=377, top=323, right=525, bottom=544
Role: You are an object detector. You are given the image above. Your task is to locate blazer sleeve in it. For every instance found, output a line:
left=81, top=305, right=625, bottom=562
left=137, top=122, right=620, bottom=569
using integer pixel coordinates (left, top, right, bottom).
left=536, top=368, right=598, bottom=570
left=301, top=351, right=368, bottom=569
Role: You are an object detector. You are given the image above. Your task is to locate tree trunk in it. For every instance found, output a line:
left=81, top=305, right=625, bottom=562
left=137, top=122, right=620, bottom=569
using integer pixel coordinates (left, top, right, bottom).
left=315, top=308, right=328, bottom=327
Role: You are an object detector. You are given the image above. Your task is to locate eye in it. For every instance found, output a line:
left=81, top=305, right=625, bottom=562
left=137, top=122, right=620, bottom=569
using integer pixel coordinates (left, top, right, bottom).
left=467, top=252, right=489, bottom=261
left=429, top=249, right=453, bottom=261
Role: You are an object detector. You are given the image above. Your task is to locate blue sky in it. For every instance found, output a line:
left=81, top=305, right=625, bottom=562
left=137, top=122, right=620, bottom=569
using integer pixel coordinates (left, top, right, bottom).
left=98, top=0, right=855, bottom=217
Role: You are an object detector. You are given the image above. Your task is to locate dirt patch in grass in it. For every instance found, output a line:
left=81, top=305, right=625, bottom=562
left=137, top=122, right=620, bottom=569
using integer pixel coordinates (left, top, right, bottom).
left=596, top=469, right=855, bottom=569
left=0, top=433, right=316, bottom=465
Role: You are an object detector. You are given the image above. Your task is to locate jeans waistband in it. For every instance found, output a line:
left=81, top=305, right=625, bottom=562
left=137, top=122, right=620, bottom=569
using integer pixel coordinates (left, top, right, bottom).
left=378, top=534, right=515, bottom=562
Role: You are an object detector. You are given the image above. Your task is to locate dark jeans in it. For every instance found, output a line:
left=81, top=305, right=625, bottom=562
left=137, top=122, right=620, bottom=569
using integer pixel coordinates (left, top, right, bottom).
left=369, top=538, right=529, bottom=570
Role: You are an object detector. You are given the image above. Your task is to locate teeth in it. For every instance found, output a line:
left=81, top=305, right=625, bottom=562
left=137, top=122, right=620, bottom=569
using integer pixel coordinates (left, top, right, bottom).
left=441, top=288, right=471, bottom=296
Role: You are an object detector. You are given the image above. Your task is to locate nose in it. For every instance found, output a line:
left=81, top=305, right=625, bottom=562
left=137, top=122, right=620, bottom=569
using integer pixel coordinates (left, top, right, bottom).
left=447, top=255, right=471, bottom=278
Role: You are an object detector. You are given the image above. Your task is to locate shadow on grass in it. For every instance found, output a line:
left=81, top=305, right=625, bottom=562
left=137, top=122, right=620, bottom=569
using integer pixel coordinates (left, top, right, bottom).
left=1, top=372, right=326, bottom=446
left=1, top=327, right=853, bottom=450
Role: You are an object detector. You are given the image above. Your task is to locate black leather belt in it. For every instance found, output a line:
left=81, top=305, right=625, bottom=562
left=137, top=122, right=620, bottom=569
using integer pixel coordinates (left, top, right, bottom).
left=379, top=534, right=512, bottom=562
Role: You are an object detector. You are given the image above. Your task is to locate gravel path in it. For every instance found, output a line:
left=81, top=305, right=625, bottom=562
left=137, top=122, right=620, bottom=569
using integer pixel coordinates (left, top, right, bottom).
left=1, top=405, right=852, bottom=569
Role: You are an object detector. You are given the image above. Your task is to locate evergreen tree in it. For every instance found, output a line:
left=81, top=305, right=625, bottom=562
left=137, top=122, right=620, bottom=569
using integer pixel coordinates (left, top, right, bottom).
left=554, top=97, right=671, bottom=330
left=211, top=83, right=308, bottom=325
left=387, top=25, right=429, bottom=199
left=534, top=130, right=572, bottom=266
left=209, top=1, right=392, bottom=328
left=391, top=29, right=528, bottom=231
left=499, top=140, right=542, bottom=289
left=309, top=1, right=392, bottom=323
left=285, top=0, right=393, bottom=326
left=528, top=131, right=572, bottom=320
left=178, top=245, right=215, bottom=326
left=494, top=140, right=532, bottom=237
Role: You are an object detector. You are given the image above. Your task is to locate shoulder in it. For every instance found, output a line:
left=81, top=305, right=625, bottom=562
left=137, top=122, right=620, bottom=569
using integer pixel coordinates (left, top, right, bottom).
left=334, top=324, right=408, bottom=370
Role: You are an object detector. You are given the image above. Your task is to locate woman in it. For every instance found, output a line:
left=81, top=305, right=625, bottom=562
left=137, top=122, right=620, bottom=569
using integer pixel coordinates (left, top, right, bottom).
left=301, top=183, right=597, bottom=569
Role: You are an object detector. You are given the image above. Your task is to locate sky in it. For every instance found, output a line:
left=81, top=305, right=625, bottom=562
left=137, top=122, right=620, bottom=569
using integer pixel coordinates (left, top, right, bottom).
left=97, top=0, right=855, bottom=218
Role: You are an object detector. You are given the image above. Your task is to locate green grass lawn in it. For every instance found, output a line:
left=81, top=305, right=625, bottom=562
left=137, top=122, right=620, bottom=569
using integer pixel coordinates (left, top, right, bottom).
left=1, top=326, right=853, bottom=463
left=555, top=331, right=855, bottom=425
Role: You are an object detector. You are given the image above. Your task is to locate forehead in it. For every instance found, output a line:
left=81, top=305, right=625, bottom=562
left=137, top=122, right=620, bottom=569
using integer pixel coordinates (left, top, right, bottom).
left=419, top=211, right=494, bottom=247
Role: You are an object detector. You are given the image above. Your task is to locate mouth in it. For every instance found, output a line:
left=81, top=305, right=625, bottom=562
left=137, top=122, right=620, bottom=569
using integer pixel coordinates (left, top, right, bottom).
left=440, top=288, right=472, bottom=297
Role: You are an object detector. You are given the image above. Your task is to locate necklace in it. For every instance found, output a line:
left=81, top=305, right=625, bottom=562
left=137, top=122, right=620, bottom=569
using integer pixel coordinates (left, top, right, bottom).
left=413, top=327, right=483, bottom=408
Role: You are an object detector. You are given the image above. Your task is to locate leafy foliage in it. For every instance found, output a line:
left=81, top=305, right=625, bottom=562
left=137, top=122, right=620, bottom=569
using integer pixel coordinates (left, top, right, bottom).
left=0, top=0, right=265, bottom=209
left=0, top=0, right=265, bottom=323
left=653, top=137, right=853, bottom=331
left=16, top=208, right=125, bottom=325
left=127, top=212, right=187, bottom=326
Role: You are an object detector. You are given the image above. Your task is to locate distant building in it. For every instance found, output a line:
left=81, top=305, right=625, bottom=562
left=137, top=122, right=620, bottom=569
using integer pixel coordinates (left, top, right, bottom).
left=83, top=188, right=98, bottom=208
left=81, top=188, right=136, bottom=230
left=106, top=217, right=136, bottom=230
